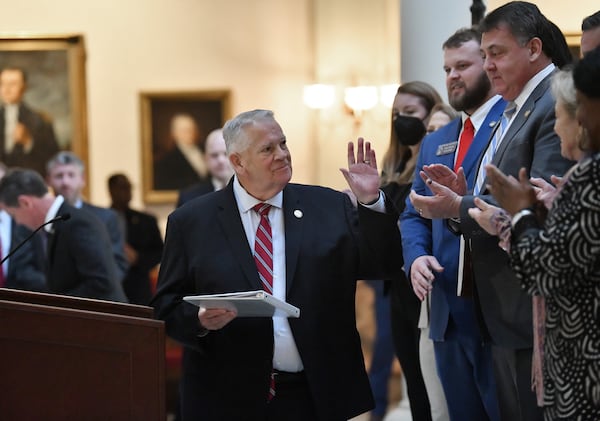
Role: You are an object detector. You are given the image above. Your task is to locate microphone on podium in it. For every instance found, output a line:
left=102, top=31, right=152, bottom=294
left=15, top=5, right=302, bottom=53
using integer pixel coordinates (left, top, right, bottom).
left=0, top=213, right=71, bottom=265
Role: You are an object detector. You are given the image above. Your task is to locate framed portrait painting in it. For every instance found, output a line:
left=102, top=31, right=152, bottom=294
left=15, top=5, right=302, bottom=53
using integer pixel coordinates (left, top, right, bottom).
left=0, top=33, right=88, bottom=177
left=140, top=90, right=231, bottom=203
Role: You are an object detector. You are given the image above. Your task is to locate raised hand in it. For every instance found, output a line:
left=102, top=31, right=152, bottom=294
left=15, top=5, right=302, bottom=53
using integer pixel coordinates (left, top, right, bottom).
left=340, top=137, right=381, bottom=204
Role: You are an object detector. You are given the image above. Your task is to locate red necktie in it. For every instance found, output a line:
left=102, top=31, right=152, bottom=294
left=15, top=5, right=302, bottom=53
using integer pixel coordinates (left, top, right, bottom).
left=253, top=203, right=276, bottom=401
left=454, top=117, right=474, bottom=171
left=253, top=203, right=273, bottom=294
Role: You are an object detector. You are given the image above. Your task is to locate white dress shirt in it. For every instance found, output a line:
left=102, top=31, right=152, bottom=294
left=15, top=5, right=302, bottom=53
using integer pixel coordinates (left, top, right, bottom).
left=232, top=176, right=304, bottom=372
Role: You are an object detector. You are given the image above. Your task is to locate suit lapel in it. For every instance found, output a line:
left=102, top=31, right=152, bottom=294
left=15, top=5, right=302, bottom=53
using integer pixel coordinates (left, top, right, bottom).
left=282, top=186, right=303, bottom=295
left=47, top=204, right=70, bottom=266
left=464, top=98, right=506, bottom=186
left=216, top=184, right=264, bottom=291
left=492, top=74, right=552, bottom=166
left=439, top=120, right=461, bottom=170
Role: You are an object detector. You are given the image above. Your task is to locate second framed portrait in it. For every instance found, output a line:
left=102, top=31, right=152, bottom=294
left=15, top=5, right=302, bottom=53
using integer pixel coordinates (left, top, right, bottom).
left=140, top=90, right=231, bottom=203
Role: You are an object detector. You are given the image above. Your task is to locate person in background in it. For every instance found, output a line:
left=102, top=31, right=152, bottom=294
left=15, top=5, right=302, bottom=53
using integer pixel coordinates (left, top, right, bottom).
left=0, top=161, right=46, bottom=292
left=409, top=4, right=574, bottom=419
left=426, top=103, right=459, bottom=135
left=581, top=10, right=600, bottom=56
left=154, top=113, right=206, bottom=190
left=176, top=128, right=234, bottom=207
left=108, top=173, right=163, bottom=305
left=0, top=168, right=127, bottom=302
left=46, top=151, right=129, bottom=282
left=402, top=27, right=505, bottom=421
left=472, top=47, right=600, bottom=421
left=0, top=67, right=59, bottom=176
left=378, top=81, right=443, bottom=421
left=152, top=109, right=403, bottom=420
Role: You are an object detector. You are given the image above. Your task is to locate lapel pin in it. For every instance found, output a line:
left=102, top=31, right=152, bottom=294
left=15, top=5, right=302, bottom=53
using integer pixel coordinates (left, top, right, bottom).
left=524, top=109, right=531, bottom=118
left=489, top=120, right=497, bottom=127
left=294, top=210, right=303, bottom=218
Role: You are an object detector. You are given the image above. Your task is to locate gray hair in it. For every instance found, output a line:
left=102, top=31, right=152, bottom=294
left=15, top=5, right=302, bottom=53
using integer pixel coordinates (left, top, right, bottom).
left=551, top=68, right=577, bottom=118
left=222, top=109, right=274, bottom=154
left=46, top=151, right=85, bottom=175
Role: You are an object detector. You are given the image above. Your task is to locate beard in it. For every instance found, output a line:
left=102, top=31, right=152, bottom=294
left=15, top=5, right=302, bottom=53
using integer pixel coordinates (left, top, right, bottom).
left=449, top=71, right=491, bottom=112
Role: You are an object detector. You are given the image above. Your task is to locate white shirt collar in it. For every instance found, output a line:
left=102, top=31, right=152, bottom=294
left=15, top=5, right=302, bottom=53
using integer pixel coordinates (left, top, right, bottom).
left=232, top=175, right=283, bottom=213
left=512, top=63, right=555, bottom=113
left=464, top=94, right=503, bottom=131
left=44, top=195, right=65, bottom=233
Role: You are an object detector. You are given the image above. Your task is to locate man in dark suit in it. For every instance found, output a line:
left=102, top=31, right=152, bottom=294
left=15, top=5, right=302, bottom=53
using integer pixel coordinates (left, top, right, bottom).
left=0, top=168, right=127, bottom=302
left=410, top=3, right=574, bottom=420
left=401, top=28, right=504, bottom=421
left=108, top=173, right=163, bottom=305
left=0, top=67, right=60, bottom=176
left=46, top=151, right=129, bottom=282
left=176, top=128, right=233, bottom=207
left=152, top=109, right=402, bottom=420
left=0, top=162, right=46, bottom=292
left=0, top=211, right=47, bottom=292
left=154, top=113, right=206, bottom=190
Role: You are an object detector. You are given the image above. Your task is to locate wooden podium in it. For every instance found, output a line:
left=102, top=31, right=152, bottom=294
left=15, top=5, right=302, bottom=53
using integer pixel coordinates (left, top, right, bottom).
left=0, top=288, right=165, bottom=420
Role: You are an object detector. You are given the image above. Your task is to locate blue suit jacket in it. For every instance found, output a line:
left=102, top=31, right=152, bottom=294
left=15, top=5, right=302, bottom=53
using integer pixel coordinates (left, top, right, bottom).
left=400, top=97, right=506, bottom=341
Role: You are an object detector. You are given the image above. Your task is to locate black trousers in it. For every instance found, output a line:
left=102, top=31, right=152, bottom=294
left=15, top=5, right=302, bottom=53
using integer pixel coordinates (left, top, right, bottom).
left=492, top=346, right=543, bottom=421
left=266, top=371, right=318, bottom=421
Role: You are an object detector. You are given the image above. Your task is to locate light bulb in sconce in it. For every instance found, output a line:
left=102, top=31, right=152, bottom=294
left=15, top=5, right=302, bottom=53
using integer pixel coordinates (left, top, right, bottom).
left=303, top=84, right=335, bottom=109
left=343, top=86, right=378, bottom=113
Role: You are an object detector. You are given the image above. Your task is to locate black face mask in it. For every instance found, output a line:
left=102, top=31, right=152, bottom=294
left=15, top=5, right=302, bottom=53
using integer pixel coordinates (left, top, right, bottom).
left=393, top=115, right=426, bottom=146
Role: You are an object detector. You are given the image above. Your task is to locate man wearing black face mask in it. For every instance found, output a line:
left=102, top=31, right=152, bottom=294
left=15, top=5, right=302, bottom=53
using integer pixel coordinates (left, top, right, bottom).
left=400, top=28, right=506, bottom=421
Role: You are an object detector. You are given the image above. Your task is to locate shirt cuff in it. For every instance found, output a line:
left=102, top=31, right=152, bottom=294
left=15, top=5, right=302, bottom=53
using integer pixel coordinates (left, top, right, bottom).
left=359, top=191, right=386, bottom=213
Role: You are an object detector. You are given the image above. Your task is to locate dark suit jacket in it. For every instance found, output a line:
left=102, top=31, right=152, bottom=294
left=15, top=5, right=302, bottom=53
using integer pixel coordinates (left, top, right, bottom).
left=47, top=203, right=127, bottom=302
left=176, top=178, right=214, bottom=208
left=120, top=207, right=163, bottom=305
left=81, top=202, right=129, bottom=281
left=152, top=182, right=402, bottom=420
left=154, top=146, right=203, bottom=190
left=0, top=103, right=60, bottom=176
left=459, top=74, right=574, bottom=348
left=5, top=219, right=47, bottom=292
left=402, top=98, right=507, bottom=343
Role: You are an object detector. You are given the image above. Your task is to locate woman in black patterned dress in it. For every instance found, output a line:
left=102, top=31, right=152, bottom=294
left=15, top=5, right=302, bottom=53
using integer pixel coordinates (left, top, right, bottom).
left=477, top=48, right=600, bottom=421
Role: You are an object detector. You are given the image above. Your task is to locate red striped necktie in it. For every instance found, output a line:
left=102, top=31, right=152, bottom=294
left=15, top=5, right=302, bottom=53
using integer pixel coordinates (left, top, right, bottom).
left=253, top=203, right=273, bottom=294
left=253, top=203, right=277, bottom=402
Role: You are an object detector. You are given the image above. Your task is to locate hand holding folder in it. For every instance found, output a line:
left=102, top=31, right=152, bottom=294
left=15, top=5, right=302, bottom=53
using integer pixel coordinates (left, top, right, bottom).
left=184, top=290, right=300, bottom=318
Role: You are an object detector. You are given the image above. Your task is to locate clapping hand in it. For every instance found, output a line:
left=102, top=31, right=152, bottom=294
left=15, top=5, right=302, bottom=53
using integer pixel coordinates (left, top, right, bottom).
left=485, top=165, right=536, bottom=215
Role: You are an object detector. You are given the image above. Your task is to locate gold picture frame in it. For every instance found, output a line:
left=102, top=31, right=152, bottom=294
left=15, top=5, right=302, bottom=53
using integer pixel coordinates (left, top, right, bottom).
left=140, top=90, right=231, bottom=204
left=0, top=33, right=88, bottom=177
left=564, top=32, right=582, bottom=60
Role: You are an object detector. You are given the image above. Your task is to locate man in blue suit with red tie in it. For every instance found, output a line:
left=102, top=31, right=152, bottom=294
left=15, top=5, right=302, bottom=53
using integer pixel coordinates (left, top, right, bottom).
left=401, top=28, right=505, bottom=420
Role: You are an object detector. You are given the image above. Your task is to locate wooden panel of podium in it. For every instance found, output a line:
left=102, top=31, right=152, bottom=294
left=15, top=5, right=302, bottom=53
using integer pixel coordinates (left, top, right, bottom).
left=0, top=288, right=165, bottom=420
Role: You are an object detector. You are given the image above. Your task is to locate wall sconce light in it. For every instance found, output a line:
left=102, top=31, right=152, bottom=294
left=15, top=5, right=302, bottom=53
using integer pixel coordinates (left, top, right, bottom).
left=303, top=84, right=336, bottom=109
left=304, top=82, right=398, bottom=126
left=343, top=85, right=378, bottom=117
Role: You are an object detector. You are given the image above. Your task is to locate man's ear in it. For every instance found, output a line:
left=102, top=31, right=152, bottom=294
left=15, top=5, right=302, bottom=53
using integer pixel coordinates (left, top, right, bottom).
left=229, top=153, right=243, bottom=173
left=17, top=194, right=31, bottom=209
left=528, top=37, right=543, bottom=62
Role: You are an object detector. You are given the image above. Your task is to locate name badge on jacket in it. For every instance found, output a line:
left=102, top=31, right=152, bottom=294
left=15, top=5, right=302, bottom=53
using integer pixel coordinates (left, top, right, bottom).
left=436, top=141, right=457, bottom=156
